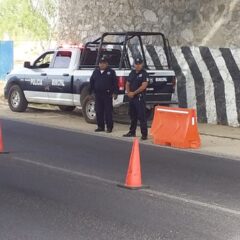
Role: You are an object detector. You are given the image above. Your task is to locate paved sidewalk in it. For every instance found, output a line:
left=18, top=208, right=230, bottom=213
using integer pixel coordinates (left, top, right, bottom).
left=199, top=123, right=240, bottom=140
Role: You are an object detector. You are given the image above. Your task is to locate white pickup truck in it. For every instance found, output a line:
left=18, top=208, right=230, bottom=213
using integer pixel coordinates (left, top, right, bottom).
left=4, top=32, right=176, bottom=123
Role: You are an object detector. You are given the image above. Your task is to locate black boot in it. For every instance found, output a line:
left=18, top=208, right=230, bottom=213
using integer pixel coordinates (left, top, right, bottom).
left=123, top=132, right=136, bottom=137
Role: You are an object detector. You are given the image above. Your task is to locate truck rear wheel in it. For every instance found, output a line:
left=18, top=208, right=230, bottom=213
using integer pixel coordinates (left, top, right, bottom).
left=58, top=106, right=76, bottom=112
left=8, top=85, right=28, bottom=112
left=82, top=95, right=96, bottom=124
left=80, top=86, right=90, bottom=106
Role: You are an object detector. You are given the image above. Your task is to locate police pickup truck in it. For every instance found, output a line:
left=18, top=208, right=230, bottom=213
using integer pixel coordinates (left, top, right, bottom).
left=4, top=32, right=176, bottom=123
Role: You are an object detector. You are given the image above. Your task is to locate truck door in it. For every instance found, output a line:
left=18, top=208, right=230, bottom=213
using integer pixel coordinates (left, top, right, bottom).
left=24, top=51, right=54, bottom=103
left=46, top=50, right=74, bottom=106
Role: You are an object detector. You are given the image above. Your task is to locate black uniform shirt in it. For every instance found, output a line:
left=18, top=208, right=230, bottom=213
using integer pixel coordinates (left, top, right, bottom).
left=127, top=69, right=149, bottom=96
left=90, top=67, right=118, bottom=95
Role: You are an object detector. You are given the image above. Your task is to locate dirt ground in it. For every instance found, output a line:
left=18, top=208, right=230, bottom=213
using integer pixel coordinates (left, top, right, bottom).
left=1, top=80, right=240, bottom=160
left=0, top=81, right=5, bottom=102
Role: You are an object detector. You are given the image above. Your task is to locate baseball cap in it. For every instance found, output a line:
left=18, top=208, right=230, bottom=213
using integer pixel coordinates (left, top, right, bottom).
left=134, top=58, right=143, bottom=64
left=99, top=56, right=108, bottom=63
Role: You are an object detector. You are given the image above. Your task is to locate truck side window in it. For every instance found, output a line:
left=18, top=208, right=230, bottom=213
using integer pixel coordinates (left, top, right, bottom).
left=53, top=51, right=72, bottom=68
left=33, top=51, right=54, bottom=68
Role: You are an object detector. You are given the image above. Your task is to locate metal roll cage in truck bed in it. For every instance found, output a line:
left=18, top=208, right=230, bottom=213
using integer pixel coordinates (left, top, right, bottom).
left=81, top=32, right=173, bottom=70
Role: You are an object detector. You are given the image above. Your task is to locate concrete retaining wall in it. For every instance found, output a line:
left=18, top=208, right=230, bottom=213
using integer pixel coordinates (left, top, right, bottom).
left=128, top=45, right=240, bottom=127
left=171, top=47, right=240, bottom=127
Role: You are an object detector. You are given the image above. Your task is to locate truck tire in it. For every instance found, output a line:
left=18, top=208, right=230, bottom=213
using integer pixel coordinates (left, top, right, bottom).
left=8, top=85, right=28, bottom=112
left=58, top=106, right=76, bottom=112
left=80, top=85, right=90, bottom=106
left=82, top=95, right=96, bottom=124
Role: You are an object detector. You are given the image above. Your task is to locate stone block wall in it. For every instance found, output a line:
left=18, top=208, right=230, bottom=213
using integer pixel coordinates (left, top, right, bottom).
left=57, top=0, right=240, bottom=126
left=58, top=0, right=240, bottom=47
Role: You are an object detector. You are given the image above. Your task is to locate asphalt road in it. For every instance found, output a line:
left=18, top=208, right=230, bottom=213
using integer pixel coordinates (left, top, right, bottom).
left=0, top=118, right=240, bottom=240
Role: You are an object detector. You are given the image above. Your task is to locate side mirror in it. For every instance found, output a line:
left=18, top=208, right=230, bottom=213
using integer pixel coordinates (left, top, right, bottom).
left=24, top=61, right=31, bottom=68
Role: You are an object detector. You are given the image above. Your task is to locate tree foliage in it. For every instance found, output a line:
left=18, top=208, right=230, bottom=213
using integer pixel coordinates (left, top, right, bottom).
left=0, top=0, right=57, bottom=40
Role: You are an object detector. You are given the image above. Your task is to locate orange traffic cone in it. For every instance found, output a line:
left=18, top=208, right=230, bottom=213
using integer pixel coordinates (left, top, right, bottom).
left=118, top=138, right=149, bottom=190
left=0, top=124, right=8, bottom=154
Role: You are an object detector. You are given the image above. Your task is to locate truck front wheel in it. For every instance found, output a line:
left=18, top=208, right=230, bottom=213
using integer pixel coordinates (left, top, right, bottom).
left=82, top=95, right=96, bottom=124
left=8, top=85, right=28, bottom=112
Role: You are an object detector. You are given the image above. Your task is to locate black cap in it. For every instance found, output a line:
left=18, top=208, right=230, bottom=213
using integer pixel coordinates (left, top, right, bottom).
left=99, top=56, right=108, bottom=63
left=134, top=58, right=143, bottom=64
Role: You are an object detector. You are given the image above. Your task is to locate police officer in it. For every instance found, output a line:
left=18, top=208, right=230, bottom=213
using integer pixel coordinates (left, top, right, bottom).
left=89, top=56, right=118, bottom=133
left=123, top=58, right=148, bottom=140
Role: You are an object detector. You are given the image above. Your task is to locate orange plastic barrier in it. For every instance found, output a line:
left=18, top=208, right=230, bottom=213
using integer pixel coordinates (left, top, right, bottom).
left=151, top=106, right=201, bottom=149
left=0, top=123, right=9, bottom=154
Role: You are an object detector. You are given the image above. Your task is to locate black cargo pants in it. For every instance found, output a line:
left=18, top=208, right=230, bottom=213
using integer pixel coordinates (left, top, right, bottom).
left=95, top=92, right=113, bottom=130
left=128, top=95, right=148, bottom=137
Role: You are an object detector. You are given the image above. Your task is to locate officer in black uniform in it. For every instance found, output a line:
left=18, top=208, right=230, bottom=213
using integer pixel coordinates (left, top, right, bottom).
left=123, top=58, right=149, bottom=140
left=89, top=56, right=118, bottom=133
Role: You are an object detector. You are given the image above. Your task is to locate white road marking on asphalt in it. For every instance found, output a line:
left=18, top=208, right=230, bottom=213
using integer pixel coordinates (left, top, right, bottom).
left=12, top=156, right=240, bottom=217
left=13, top=156, right=118, bottom=186
left=143, top=189, right=240, bottom=217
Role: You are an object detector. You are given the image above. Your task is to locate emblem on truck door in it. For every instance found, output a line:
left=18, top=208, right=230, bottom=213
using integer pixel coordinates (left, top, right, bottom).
left=51, top=79, right=65, bottom=87
left=155, top=77, right=167, bottom=82
left=30, top=79, right=43, bottom=86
